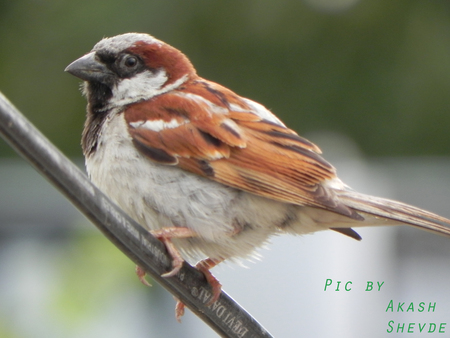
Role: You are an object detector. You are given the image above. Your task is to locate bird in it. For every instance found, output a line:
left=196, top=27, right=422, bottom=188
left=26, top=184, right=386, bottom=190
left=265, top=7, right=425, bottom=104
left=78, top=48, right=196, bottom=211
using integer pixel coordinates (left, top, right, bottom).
left=65, top=32, right=450, bottom=320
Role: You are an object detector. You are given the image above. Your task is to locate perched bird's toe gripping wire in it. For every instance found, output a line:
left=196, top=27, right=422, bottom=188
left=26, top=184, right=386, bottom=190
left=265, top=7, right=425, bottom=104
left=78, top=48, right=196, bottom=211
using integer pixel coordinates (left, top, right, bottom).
left=135, top=227, right=223, bottom=322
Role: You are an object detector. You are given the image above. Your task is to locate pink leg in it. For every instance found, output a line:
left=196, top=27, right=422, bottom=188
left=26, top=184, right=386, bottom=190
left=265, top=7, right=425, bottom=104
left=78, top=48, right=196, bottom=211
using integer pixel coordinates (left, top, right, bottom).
left=135, top=265, right=152, bottom=287
left=152, top=227, right=198, bottom=277
left=175, top=299, right=185, bottom=322
left=175, top=257, right=223, bottom=322
left=134, top=227, right=224, bottom=322
left=196, top=258, right=223, bottom=305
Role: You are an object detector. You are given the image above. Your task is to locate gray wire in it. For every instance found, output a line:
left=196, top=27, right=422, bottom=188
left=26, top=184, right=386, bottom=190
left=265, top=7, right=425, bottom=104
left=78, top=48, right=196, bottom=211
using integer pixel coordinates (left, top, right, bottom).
left=0, top=91, right=274, bottom=338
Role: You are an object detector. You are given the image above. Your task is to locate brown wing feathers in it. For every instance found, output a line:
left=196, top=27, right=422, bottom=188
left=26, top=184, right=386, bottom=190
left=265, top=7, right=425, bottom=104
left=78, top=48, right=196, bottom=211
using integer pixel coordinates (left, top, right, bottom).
left=126, top=80, right=450, bottom=238
left=126, top=80, right=361, bottom=220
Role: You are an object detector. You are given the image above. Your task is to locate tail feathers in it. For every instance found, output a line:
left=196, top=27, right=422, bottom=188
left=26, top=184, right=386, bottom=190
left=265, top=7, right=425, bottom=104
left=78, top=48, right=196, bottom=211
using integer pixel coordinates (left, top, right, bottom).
left=338, top=190, right=450, bottom=237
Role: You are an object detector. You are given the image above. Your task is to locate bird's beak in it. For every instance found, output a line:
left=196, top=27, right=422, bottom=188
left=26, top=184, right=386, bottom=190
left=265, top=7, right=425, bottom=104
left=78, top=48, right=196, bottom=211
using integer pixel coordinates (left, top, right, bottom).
left=65, top=52, right=114, bottom=83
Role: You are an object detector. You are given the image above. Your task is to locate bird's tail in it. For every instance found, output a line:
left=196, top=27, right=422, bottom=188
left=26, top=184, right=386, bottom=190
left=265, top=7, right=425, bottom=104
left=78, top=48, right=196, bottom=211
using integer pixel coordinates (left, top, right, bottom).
left=337, top=190, right=450, bottom=237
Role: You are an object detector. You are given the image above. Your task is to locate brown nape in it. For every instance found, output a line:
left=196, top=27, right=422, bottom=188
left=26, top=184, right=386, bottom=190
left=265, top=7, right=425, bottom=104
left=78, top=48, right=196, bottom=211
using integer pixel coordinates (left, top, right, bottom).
left=128, top=41, right=196, bottom=85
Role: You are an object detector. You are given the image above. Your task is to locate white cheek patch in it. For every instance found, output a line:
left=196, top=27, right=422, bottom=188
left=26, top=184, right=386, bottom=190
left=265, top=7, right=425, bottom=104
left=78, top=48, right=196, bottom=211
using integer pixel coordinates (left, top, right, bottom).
left=114, top=70, right=168, bottom=101
left=108, top=72, right=189, bottom=110
left=130, top=117, right=189, bottom=132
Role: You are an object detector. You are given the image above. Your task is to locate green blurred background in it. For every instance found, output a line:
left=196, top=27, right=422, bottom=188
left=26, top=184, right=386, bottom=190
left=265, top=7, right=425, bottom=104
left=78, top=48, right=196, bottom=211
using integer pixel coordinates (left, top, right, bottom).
left=1, top=0, right=450, bottom=159
left=1, top=1, right=450, bottom=337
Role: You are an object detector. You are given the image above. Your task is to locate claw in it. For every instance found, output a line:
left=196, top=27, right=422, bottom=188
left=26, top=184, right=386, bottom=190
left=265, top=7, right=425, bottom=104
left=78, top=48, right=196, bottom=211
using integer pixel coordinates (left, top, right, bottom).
left=158, top=237, right=185, bottom=277
left=196, top=258, right=222, bottom=305
left=150, top=227, right=196, bottom=277
left=172, top=258, right=223, bottom=321
left=175, top=299, right=185, bottom=322
left=143, top=227, right=224, bottom=321
left=135, top=265, right=152, bottom=287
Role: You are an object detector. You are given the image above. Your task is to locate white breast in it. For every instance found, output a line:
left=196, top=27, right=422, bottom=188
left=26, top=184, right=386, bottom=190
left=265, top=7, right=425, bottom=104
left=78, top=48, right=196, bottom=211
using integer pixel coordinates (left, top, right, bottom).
left=85, top=113, right=292, bottom=262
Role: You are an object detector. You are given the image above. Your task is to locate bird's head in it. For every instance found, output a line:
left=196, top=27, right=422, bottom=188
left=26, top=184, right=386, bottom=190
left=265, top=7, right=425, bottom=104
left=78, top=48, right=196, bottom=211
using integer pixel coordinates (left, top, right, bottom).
left=65, top=33, right=196, bottom=113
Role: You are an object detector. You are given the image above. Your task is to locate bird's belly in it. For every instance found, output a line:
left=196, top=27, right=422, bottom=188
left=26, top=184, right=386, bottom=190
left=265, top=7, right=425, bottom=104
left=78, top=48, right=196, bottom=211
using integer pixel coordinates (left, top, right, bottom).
left=84, top=114, right=290, bottom=262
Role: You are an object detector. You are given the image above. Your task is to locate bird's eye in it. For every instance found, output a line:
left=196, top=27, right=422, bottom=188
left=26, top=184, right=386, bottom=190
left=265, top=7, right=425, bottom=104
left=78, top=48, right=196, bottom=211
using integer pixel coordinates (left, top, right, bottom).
left=116, top=54, right=142, bottom=77
left=124, top=56, right=138, bottom=68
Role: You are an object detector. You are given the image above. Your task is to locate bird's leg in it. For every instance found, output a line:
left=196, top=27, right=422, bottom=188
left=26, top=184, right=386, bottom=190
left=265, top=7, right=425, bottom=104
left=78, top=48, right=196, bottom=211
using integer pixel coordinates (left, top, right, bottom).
left=196, top=258, right=223, bottom=304
left=135, top=227, right=197, bottom=283
left=134, top=226, right=224, bottom=322
left=175, top=257, right=223, bottom=322
left=135, top=265, right=152, bottom=286
left=153, top=227, right=198, bottom=277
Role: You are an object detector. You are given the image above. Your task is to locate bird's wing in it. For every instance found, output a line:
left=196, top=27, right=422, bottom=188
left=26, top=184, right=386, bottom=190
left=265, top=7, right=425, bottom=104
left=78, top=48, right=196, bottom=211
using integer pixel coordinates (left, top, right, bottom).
left=125, top=79, right=450, bottom=238
left=125, top=79, right=361, bottom=220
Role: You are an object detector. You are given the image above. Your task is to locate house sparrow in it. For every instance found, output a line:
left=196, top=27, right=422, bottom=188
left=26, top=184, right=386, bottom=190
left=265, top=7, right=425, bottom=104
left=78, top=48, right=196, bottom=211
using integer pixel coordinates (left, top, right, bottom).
left=66, top=32, right=450, bottom=320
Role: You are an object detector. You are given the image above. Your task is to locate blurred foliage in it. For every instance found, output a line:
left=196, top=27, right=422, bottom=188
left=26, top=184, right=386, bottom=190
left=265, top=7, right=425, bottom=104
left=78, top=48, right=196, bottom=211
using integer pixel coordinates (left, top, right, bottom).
left=50, top=228, right=143, bottom=329
left=0, top=0, right=450, bottom=157
left=0, top=226, right=155, bottom=337
left=0, top=321, right=19, bottom=338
